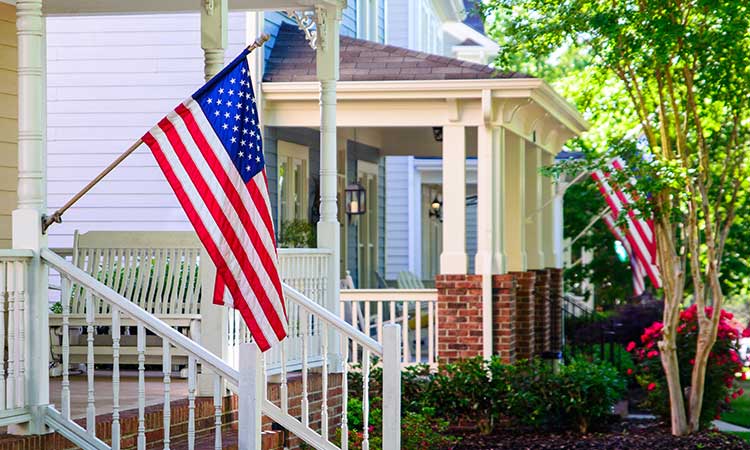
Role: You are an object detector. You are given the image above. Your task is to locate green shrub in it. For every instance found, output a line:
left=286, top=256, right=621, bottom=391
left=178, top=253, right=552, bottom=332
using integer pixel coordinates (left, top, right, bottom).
left=279, top=219, right=315, bottom=248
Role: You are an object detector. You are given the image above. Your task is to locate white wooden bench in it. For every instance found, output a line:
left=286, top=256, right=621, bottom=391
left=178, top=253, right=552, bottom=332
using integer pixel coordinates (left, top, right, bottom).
left=49, top=231, right=203, bottom=368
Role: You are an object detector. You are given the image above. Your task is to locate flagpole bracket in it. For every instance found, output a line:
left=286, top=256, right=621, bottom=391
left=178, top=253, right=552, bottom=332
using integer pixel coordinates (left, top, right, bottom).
left=41, top=212, right=62, bottom=235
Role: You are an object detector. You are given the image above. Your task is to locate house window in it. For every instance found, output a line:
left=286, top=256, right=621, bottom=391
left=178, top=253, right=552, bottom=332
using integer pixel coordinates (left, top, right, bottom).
left=277, top=140, right=309, bottom=242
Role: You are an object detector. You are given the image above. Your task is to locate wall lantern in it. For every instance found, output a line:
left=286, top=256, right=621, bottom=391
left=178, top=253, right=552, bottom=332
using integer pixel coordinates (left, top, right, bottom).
left=429, top=195, right=442, bottom=221
left=345, top=182, right=367, bottom=217
left=432, top=127, right=443, bottom=142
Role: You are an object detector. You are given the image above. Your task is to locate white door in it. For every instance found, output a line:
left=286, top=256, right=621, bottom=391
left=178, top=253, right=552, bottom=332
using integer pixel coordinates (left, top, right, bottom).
left=277, top=140, right=309, bottom=246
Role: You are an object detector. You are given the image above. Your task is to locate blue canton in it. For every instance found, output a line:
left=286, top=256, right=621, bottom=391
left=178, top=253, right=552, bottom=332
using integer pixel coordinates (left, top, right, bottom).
left=194, top=50, right=264, bottom=184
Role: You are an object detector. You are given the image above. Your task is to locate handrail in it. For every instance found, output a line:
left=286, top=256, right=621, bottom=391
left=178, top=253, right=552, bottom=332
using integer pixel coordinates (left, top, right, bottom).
left=41, top=248, right=240, bottom=383
left=340, top=289, right=437, bottom=302
left=0, top=249, right=34, bottom=259
left=278, top=248, right=333, bottom=255
left=284, top=283, right=383, bottom=356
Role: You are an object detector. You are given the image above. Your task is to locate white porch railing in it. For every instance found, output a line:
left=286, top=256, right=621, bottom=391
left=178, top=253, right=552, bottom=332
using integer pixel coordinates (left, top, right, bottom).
left=41, top=248, right=401, bottom=450
left=340, top=289, right=439, bottom=367
left=0, top=250, right=31, bottom=415
left=228, top=248, right=331, bottom=375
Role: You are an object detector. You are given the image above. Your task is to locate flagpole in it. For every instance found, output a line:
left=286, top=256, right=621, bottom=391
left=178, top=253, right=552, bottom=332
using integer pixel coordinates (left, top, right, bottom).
left=42, top=34, right=271, bottom=234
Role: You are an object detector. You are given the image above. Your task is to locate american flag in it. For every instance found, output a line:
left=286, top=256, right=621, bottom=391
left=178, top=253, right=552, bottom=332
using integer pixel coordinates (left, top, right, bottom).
left=141, top=49, right=287, bottom=351
left=592, top=157, right=662, bottom=295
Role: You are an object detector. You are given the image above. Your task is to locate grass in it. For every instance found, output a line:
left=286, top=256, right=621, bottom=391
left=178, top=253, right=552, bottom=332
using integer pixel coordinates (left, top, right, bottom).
left=727, top=431, right=750, bottom=442
left=722, top=381, right=750, bottom=428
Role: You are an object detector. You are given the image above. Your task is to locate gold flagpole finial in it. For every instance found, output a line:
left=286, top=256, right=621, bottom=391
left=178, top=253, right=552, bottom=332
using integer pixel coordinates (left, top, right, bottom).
left=247, top=33, right=270, bottom=52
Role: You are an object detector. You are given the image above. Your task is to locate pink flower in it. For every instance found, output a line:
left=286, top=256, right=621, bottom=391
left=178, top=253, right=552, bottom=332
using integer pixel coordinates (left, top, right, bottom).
left=627, top=368, right=633, bottom=375
left=689, top=359, right=695, bottom=365
left=647, top=350, right=658, bottom=359
left=626, top=341, right=636, bottom=352
left=743, top=328, right=750, bottom=338
left=647, top=383, right=656, bottom=391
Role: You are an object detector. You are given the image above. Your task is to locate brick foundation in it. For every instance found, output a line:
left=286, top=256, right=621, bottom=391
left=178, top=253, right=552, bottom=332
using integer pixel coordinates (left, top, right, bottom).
left=512, top=272, right=536, bottom=361
left=492, top=274, right=517, bottom=363
left=548, top=268, right=564, bottom=351
left=436, top=274, right=485, bottom=362
left=533, top=269, right=551, bottom=354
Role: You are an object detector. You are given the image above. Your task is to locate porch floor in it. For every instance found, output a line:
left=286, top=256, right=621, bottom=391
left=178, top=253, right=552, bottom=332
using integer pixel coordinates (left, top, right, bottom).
left=49, top=369, right=188, bottom=419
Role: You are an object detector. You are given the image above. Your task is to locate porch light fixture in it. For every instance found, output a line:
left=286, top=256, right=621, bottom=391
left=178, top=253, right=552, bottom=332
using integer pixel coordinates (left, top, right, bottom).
left=345, top=182, right=367, bottom=217
left=429, top=195, right=442, bottom=221
left=432, top=127, right=443, bottom=142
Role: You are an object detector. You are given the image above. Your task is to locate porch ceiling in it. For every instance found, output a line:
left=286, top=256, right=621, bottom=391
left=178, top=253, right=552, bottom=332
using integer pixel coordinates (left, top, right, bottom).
left=39, top=0, right=341, bottom=15
left=262, top=79, right=589, bottom=154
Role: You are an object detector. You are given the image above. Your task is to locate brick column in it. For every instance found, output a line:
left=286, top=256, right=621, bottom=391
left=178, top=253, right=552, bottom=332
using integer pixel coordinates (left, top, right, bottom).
left=512, top=272, right=536, bottom=360
left=533, top=269, right=551, bottom=354
left=436, top=275, right=484, bottom=362
left=548, top=268, right=564, bottom=351
left=492, top=274, right=516, bottom=363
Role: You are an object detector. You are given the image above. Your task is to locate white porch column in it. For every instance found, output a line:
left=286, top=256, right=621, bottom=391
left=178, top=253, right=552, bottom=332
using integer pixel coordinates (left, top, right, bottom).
left=475, top=123, right=503, bottom=359
left=440, top=125, right=466, bottom=274
left=315, top=5, right=343, bottom=365
left=541, top=152, right=557, bottom=268
left=503, top=130, right=526, bottom=272
left=545, top=152, right=564, bottom=268
left=524, top=145, right=544, bottom=269
left=198, top=1, right=228, bottom=395
left=201, top=0, right=227, bottom=81
left=14, top=0, right=48, bottom=432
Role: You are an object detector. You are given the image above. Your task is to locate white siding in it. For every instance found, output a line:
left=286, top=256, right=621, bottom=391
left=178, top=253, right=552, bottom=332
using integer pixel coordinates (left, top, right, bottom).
left=384, top=156, right=411, bottom=279
left=46, top=13, right=247, bottom=248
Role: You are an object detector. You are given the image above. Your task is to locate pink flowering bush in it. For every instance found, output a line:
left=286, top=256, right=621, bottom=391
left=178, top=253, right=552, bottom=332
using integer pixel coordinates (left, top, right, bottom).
left=627, top=304, right=745, bottom=427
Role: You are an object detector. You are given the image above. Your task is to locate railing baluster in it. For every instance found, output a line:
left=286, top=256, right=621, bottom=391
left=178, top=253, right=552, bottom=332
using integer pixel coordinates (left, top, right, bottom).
left=416, top=300, right=422, bottom=364
left=280, top=332, right=288, bottom=415
left=213, top=373, right=222, bottom=450
left=163, top=340, right=171, bottom=450
left=137, top=324, right=146, bottom=450
left=401, top=301, right=410, bottom=363
left=301, top=310, right=309, bottom=427
left=188, top=356, right=196, bottom=450
left=364, top=301, right=371, bottom=340
left=362, top=349, right=371, bottom=450
left=112, top=307, right=121, bottom=450
left=5, top=262, right=14, bottom=409
left=321, top=322, right=329, bottom=441
left=340, top=333, right=349, bottom=450
left=376, top=302, right=383, bottom=343
left=61, top=274, right=70, bottom=419
left=351, top=302, right=358, bottom=364
left=389, top=301, right=396, bottom=324
left=0, top=261, right=6, bottom=411
left=86, top=291, right=96, bottom=436
left=428, top=300, right=435, bottom=367
left=14, top=262, right=25, bottom=406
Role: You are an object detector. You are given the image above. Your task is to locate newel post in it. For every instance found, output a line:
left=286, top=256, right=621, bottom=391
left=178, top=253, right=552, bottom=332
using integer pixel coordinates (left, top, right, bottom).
left=14, top=0, right=49, bottom=434
left=382, top=324, right=402, bottom=450
left=238, top=342, right=264, bottom=450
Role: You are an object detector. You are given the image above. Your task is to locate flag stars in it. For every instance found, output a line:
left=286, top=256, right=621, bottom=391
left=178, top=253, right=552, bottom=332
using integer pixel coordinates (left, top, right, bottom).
left=233, top=125, right=239, bottom=132
left=242, top=128, right=248, bottom=135
left=246, top=165, right=250, bottom=171
left=231, top=137, right=237, bottom=144
left=237, top=102, right=243, bottom=109
left=239, top=92, right=245, bottom=99
left=226, top=101, right=233, bottom=107
left=207, top=98, right=213, bottom=104
left=222, top=123, right=228, bottom=130
left=238, top=151, right=244, bottom=157
left=230, top=78, right=236, bottom=84
left=214, top=111, right=220, bottom=117
left=217, top=99, right=223, bottom=105
left=256, top=156, right=261, bottom=163
left=218, top=88, right=225, bottom=94
left=240, top=140, right=246, bottom=146
left=234, top=114, right=240, bottom=121
left=241, top=67, right=246, bottom=74
left=244, top=117, right=249, bottom=123
left=229, top=89, right=234, bottom=96
left=224, top=112, right=230, bottom=119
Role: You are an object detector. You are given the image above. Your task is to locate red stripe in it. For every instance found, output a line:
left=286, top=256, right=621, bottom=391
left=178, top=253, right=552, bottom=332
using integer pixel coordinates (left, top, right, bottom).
left=157, top=117, right=287, bottom=341
left=142, top=131, right=271, bottom=350
left=174, top=105, right=287, bottom=324
left=593, top=170, right=661, bottom=287
left=611, top=159, right=658, bottom=259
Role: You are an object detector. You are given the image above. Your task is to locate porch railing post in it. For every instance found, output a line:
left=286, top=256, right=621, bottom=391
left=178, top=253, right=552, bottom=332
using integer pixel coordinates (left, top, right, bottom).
left=238, top=342, right=263, bottom=450
left=382, top=323, right=401, bottom=450
left=14, top=0, right=49, bottom=434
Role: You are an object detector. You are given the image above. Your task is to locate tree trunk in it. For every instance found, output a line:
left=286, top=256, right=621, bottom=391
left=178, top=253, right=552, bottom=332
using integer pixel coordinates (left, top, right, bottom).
left=659, top=314, right=689, bottom=436
left=688, top=324, right=716, bottom=432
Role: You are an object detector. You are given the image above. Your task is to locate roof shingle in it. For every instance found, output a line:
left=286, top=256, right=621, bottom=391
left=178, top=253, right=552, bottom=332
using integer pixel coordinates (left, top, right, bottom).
left=262, top=22, right=529, bottom=83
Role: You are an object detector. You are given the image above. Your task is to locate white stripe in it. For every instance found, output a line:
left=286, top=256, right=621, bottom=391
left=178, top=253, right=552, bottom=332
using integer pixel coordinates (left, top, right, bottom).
left=176, top=104, right=286, bottom=323
left=148, top=123, right=281, bottom=345
left=185, top=100, right=279, bottom=263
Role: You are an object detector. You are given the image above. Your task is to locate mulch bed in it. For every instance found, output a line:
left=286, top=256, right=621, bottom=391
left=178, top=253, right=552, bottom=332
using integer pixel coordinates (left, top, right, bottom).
left=446, top=419, right=750, bottom=449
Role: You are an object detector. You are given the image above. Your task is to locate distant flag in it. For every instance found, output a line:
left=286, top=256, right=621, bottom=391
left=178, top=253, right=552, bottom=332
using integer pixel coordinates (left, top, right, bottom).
left=141, top=49, right=287, bottom=351
left=592, top=157, right=661, bottom=295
